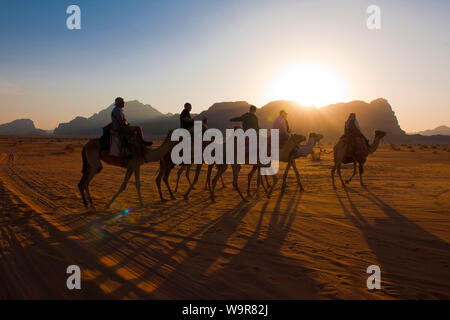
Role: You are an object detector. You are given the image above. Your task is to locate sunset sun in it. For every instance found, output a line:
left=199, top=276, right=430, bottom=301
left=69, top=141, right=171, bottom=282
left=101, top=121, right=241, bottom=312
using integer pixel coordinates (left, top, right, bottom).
left=266, top=62, right=348, bottom=107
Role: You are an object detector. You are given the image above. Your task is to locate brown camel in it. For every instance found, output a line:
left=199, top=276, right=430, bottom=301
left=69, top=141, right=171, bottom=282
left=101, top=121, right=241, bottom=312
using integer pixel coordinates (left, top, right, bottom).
left=78, top=131, right=174, bottom=209
left=248, top=133, right=323, bottom=194
left=331, top=130, right=386, bottom=188
left=174, top=164, right=225, bottom=193
left=155, top=152, right=205, bottom=202
left=209, top=133, right=307, bottom=202
left=156, top=135, right=219, bottom=201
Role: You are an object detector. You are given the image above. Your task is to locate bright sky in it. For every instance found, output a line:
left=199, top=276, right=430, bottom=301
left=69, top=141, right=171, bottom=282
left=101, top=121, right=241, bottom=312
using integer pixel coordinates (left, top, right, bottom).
left=0, top=0, right=449, bottom=131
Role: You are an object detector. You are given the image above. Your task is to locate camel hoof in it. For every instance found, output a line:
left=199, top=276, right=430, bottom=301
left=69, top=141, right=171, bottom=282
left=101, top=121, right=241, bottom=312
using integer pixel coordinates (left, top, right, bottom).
left=183, top=195, right=189, bottom=200
left=170, top=196, right=176, bottom=200
left=161, top=198, right=168, bottom=203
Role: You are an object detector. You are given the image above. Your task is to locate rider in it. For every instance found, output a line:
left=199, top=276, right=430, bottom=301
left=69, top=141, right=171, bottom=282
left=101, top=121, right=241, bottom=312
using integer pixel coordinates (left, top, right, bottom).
left=230, top=105, right=259, bottom=131
left=180, top=102, right=195, bottom=130
left=273, top=109, right=290, bottom=142
left=111, top=97, right=153, bottom=146
left=344, top=113, right=370, bottom=149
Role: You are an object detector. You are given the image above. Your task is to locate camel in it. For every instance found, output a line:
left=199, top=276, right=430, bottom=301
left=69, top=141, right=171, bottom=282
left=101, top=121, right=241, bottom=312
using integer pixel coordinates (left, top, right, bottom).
left=247, top=133, right=323, bottom=194
left=174, top=164, right=225, bottom=193
left=78, top=131, right=174, bottom=209
left=155, top=152, right=206, bottom=202
left=331, top=130, right=386, bottom=188
left=156, top=136, right=221, bottom=201
left=208, top=133, right=307, bottom=202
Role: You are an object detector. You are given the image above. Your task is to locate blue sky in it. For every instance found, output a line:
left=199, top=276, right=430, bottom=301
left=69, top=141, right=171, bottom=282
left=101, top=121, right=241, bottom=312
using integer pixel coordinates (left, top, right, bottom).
left=0, top=0, right=449, bottom=131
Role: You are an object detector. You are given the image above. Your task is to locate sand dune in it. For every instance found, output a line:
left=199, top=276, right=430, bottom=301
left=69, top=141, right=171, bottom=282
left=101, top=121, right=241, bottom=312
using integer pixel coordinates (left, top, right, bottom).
left=0, top=136, right=449, bottom=299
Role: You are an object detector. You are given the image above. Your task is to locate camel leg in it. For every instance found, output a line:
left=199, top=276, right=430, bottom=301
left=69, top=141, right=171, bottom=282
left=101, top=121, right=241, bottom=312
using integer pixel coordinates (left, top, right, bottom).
left=134, top=166, right=144, bottom=207
left=359, top=162, right=365, bottom=187
left=336, top=162, right=346, bottom=188
left=291, top=160, right=304, bottom=191
left=156, top=162, right=167, bottom=202
left=268, top=174, right=278, bottom=198
left=210, top=164, right=227, bottom=202
left=220, top=170, right=226, bottom=188
left=184, top=164, right=202, bottom=200
left=247, top=165, right=258, bottom=196
left=281, top=161, right=292, bottom=191
left=78, top=170, right=89, bottom=207
left=106, top=167, right=133, bottom=209
left=331, top=165, right=336, bottom=188
left=205, top=164, right=213, bottom=190
left=345, top=162, right=357, bottom=185
left=260, top=170, right=269, bottom=195
left=255, top=166, right=261, bottom=199
left=185, top=164, right=194, bottom=189
left=175, top=165, right=184, bottom=192
left=231, top=164, right=247, bottom=202
left=264, top=175, right=271, bottom=188
left=82, top=168, right=99, bottom=209
left=78, top=149, right=102, bottom=208
left=163, top=165, right=176, bottom=200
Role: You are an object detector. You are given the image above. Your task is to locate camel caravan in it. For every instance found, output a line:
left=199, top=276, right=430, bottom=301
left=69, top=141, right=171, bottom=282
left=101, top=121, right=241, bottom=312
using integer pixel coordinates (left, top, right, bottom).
left=78, top=99, right=386, bottom=209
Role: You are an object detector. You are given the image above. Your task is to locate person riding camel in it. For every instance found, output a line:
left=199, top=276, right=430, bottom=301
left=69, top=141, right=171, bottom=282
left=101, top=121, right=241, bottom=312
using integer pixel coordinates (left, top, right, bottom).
left=180, top=102, right=194, bottom=130
left=110, top=97, right=153, bottom=157
left=273, top=109, right=303, bottom=158
left=273, top=109, right=290, bottom=143
left=230, top=105, right=259, bottom=131
left=344, top=113, right=370, bottom=151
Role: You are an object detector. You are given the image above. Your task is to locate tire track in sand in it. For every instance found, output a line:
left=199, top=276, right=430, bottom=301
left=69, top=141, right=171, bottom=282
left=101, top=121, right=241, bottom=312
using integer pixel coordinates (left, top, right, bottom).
left=0, top=153, right=158, bottom=298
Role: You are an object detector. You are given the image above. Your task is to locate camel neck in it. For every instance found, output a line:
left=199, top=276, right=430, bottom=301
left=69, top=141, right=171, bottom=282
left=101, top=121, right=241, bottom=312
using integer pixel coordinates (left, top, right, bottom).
left=369, top=136, right=382, bottom=154
left=145, top=134, right=172, bottom=162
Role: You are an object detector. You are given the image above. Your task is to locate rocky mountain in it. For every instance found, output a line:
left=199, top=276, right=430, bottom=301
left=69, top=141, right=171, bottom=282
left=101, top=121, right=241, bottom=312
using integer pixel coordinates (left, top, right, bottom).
left=159, top=98, right=407, bottom=142
left=0, top=119, right=46, bottom=135
left=50, top=98, right=449, bottom=143
left=412, top=125, right=450, bottom=136
left=53, top=100, right=165, bottom=136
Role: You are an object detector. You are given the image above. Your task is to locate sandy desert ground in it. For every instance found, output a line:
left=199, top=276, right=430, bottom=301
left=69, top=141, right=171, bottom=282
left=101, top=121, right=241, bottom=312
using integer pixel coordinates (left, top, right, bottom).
left=0, top=135, right=449, bottom=299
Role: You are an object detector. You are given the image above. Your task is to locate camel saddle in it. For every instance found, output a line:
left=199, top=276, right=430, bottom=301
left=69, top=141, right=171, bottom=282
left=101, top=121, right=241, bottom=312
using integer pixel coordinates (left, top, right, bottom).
left=100, top=123, right=144, bottom=159
left=341, top=133, right=369, bottom=164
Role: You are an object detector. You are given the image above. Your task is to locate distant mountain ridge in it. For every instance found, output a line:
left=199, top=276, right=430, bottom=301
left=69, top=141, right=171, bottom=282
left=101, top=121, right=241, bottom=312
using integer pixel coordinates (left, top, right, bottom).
left=411, top=125, right=450, bottom=136
left=2, top=99, right=449, bottom=144
left=0, top=119, right=46, bottom=135
left=53, top=100, right=165, bottom=136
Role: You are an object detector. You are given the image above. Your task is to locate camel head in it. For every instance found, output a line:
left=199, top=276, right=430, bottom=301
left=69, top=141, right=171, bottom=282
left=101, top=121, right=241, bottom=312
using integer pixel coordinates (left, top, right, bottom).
left=309, top=133, right=324, bottom=142
left=375, top=130, right=386, bottom=139
left=290, top=133, right=306, bottom=145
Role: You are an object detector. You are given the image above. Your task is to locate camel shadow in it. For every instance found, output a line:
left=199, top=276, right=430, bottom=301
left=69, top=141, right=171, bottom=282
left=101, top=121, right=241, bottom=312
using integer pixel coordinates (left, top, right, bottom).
left=201, top=188, right=319, bottom=299
left=335, top=187, right=450, bottom=299
left=144, top=199, right=259, bottom=298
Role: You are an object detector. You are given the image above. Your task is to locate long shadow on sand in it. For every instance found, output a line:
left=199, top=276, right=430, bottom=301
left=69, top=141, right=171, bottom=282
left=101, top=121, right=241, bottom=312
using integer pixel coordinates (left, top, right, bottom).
left=205, top=187, right=319, bottom=299
left=140, top=199, right=259, bottom=298
left=335, top=187, right=449, bottom=299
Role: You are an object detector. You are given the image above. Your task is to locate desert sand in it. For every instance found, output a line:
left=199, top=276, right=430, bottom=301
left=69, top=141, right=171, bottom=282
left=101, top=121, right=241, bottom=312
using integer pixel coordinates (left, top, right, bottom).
left=0, top=136, right=449, bottom=299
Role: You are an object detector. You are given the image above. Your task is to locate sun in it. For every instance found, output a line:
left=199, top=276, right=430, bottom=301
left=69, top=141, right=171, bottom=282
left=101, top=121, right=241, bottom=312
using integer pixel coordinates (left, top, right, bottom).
left=266, top=62, right=348, bottom=107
